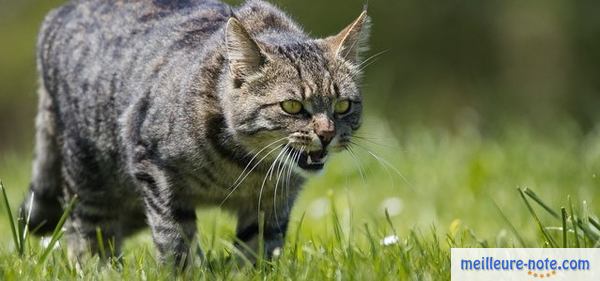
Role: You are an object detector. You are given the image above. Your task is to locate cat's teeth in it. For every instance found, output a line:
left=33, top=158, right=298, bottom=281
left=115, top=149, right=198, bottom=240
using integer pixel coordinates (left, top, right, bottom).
left=307, top=156, right=313, bottom=164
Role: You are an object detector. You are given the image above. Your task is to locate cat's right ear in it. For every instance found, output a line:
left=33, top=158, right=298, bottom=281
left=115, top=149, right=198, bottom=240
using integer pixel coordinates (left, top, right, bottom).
left=324, top=11, right=371, bottom=64
left=225, top=18, right=266, bottom=83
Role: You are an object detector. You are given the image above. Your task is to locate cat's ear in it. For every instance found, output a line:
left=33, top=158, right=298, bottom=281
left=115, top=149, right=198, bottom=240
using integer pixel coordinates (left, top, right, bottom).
left=325, top=11, right=371, bottom=64
left=225, top=18, right=266, bottom=80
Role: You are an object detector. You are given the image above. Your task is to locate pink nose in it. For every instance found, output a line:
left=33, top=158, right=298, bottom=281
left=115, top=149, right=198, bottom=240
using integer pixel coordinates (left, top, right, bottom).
left=313, top=115, right=335, bottom=147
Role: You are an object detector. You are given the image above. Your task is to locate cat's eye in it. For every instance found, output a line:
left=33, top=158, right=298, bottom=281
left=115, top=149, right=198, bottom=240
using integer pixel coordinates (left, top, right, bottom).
left=281, top=100, right=303, bottom=114
left=334, top=100, right=351, bottom=115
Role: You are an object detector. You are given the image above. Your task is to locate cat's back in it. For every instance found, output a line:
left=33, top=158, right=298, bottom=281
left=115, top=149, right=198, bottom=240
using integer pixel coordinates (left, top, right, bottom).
left=40, top=0, right=230, bottom=53
left=39, top=0, right=231, bottom=101
left=38, top=0, right=231, bottom=145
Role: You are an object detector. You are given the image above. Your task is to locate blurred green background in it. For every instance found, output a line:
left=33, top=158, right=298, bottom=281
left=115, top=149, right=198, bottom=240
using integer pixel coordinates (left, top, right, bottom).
left=0, top=0, right=599, bottom=250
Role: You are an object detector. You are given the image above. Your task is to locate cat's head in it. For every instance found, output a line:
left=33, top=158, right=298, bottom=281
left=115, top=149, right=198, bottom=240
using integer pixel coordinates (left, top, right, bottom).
left=220, top=11, right=370, bottom=175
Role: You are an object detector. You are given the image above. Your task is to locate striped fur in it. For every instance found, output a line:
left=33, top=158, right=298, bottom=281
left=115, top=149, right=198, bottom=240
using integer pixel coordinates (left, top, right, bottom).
left=20, top=0, right=370, bottom=266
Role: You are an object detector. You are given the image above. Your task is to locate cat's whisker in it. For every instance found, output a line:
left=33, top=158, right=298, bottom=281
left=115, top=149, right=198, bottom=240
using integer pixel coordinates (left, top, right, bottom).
left=220, top=143, right=285, bottom=207
left=336, top=50, right=387, bottom=83
left=290, top=147, right=303, bottom=187
left=349, top=140, right=414, bottom=190
left=273, top=148, right=291, bottom=203
left=352, top=134, right=391, bottom=141
left=283, top=148, right=295, bottom=204
left=357, top=61, right=376, bottom=74
left=231, top=137, right=288, bottom=188
left=356, top=49, right=388, bottom=69
left=273, top=147, right=293, bottom=230
left=227, top=141, right=285, bottom=192
left=284, top=147, right=297, bottom=191
left=349, top=140, right=396, bottom=188
left=354, top=50, right=387, bottom=74
left=257, top=144, right=289, bottom=215
left=351, top=135, right=397, bottom=149
left=274, top=147, right=293, bottom=202
left=285, top=146, right=303, bottom=211
left=269, top=144, right=289, bottom=181
left=337, top=49, right=386, bottom=81
left=345, top=145, right=367, bottom=185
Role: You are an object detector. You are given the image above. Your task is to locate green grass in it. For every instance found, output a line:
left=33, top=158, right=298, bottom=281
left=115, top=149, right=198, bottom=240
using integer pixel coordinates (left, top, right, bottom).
left=1, top=120, right=599, bottom=280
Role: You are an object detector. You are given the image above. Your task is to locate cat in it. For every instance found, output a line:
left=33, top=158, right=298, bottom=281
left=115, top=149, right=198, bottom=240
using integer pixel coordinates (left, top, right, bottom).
left=20, top=0, right=369, bottom=266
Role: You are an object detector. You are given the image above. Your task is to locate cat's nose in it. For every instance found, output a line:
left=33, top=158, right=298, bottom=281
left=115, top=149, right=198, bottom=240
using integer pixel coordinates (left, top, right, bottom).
left=313, top=115, right=335, bottom=148
left=318, top=133, right=334, bottom=148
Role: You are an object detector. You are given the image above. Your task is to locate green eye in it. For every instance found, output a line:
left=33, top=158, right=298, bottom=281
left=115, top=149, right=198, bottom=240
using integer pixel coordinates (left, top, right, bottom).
left=334, top=100, right=351, bottom=114
left=281, top=100, right=303, bottom=114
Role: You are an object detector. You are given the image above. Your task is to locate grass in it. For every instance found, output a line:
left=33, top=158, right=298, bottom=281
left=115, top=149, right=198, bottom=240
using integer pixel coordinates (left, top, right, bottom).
left=0, top=119, right=599, bottom=280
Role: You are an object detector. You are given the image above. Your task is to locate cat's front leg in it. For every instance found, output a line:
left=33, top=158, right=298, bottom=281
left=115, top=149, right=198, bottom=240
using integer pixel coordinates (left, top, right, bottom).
left=132, top=161, right=198, bottom=267
left=235, top=208, right=291, bottom=263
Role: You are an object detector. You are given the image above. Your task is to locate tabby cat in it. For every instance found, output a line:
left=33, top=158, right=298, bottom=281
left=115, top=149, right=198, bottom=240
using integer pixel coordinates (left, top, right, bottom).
left=20, top=0, right=370, bottom=266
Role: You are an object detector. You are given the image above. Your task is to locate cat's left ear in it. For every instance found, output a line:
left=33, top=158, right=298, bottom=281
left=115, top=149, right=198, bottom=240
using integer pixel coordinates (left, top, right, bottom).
left=225, top=18, right=266, bottom=81
left=325, top=11, right=371, bottom=64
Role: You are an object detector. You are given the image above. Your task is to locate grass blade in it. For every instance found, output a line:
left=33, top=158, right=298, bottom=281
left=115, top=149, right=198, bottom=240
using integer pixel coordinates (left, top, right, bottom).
left=292, top=212, right=306, bottom=259
left=589, top=217, right=600, bottom=233
left=384, top=209, right=398, bottom=238
left=40, top=195, right=77, bottom=264
left=329, top=198, right=344, bottom=247
left=18, top=192, right=34, bottom=256
left=96, top=227, right=106, bottom=260
left=492, top=198, right=527, bottom=247
left=561, top=207, right=568, bottom=248
left=523, top=188, right=559, bottom=219
left=518, top=188, right=558, bottom=247
left=568, top=196, right=580, bottom=248
left=582, top=200, right=590, bottom=247
left=524, top=189, right=598, bottom=245
left=257, top=211, right=265, bottom=270
left=590, top=217, right=600, bottom=232
left=575, top=218, right=599, bottom=243
left=0, top=180, right=20, bottom=252
left=363, top=223, right=377, bottom=257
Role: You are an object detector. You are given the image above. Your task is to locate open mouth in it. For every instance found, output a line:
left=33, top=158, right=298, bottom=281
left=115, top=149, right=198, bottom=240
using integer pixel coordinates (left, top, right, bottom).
left=291, top=149, right=328, bottom=171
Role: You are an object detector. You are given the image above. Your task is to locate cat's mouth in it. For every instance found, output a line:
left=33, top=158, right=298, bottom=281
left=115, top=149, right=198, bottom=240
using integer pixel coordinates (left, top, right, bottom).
left=293, top=149, right=328, bottom=171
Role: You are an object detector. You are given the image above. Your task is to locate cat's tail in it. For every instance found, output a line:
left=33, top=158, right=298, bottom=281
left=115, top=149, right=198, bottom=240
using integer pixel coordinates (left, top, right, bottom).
left=19, top=84, right=63, bottom=235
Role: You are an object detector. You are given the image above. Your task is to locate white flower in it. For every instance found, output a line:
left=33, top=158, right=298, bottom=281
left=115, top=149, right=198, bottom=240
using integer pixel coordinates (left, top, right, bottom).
left=307, top=197, right=329, bottom=219
left=381, top=235, right=400, bottom=246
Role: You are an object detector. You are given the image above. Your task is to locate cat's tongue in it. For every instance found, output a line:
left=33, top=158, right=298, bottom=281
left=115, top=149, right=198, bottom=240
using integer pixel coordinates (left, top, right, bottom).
left=307, top=150, right=327, bottom=164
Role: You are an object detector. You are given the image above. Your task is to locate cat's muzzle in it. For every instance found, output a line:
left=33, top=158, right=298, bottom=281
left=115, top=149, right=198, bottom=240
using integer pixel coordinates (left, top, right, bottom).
left=296, top=149, right=328, bottom=171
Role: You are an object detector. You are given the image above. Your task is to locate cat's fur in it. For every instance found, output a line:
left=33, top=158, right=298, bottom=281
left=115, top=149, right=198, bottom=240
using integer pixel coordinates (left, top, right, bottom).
left=20, top=0, right=369, bottom=265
